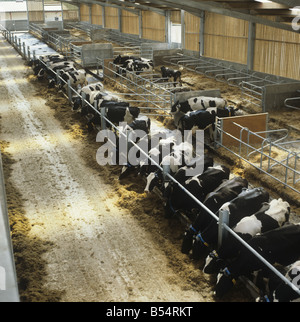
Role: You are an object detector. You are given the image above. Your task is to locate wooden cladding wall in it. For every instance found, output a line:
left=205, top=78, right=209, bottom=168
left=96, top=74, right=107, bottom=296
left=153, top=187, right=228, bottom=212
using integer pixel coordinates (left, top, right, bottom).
left=122, top=10, right=139, bottom=35
left=204, top=12, right=249, bottom=65
left=185, top=12, right=200, bottom=53
left=142, top=11, right=165, bottom=42
left=80, top=4, right=90, bottom=23
left=105, top=7, right=119, bottom=30
left=254, top=20, right=300, bottom=80
left=91, top=5, right=102, bottom=26
left=27, top=0, right=44, bottom=22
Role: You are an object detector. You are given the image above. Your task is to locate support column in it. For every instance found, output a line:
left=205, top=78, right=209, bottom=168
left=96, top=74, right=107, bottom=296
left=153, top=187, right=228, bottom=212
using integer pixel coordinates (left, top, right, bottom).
left=247, top=22, right=256, bottom=71
left=181, top=10, right=185, bottom=49
left=118, top=8, right=122, bottom=33
left=199, top=11, right=205, bottom=56
left=165, top=10, right=171, bottom=45
left=138, top=10, right=142, bottom=39
left=102, top=5, right=105, bottom=28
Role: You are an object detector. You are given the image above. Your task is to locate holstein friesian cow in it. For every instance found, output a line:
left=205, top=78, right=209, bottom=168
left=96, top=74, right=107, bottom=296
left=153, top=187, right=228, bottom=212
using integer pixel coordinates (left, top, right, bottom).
left=144, top=140, right=195, bottom=193
left=181, top=176, right=249, bottom=255
left=257, top=260, right=300, bottom=302
left=171, top=96, right=227, bottom=114
left=126, top=59, right=154, bottom=80
left=119, top=129, right=178, bottom=180
left=30, top=54, right=67, bottom=76
left=72, top=82, right=104, bottom=110
left=203, top=198, right=290, bottom=274
left=58, top=68, right=88, bottom=91
left=86, top=101, right=140, bottom=131
left=191, top=187, right=270, bottom=260
left=177, top=106, right=239, bottom=140
left=214, top=223, right=300, bottom=299
left=160, top=66, right=183, bottom=87
left=164, top=165, right=230, bottom=218
left=163, top=155, right=214, bottom=199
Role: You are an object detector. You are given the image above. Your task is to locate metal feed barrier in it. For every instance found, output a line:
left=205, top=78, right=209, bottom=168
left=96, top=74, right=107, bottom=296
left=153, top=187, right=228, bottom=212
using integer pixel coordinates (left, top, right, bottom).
left=3, top=29, right=300, bottom=300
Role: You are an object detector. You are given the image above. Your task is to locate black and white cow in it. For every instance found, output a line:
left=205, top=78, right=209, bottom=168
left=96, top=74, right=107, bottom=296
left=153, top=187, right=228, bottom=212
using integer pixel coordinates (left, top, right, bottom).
left=58, top=68, right=88, bottom=90
left=160, top=66, right=183, bottom=87
left=86, top=101, right=140, bottom=131
left=214, top=223, right=300, bottom=299
left=36, top=58, right=76, bottom=84
left=191, top=187, right=270, bottom=260
left=177, top=106, right=238, bottom=139
left=72, top=82, right=104, bottom=110
left=181, top=176, right=249, bottom=255
left=119, top=129, right=178, bottom=180
left=144, top=143, right=196, bottom=193
left=113, top=55, right=140, bottom=66
left=164, top=165, right=230, bottom=218
left=126, top=59, right=154, bottom=80
left=171, top=96, right=227, bottom=114
left=257, top=260, right=300, bottom=302
left=30, top=54, right=67, bottom=76
left=203, top=198, right=290, bottom=274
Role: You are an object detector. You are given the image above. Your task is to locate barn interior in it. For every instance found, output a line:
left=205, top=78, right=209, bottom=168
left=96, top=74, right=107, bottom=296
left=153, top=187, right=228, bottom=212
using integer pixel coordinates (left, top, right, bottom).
left=0, top=0, right=300, bottom=303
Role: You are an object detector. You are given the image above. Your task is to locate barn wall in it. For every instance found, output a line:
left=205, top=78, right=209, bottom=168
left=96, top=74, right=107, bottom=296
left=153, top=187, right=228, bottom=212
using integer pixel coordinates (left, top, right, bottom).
left=204, top=12, right=249, bottom=65
left=79, top=4, right=90, bottom=23
left=105, top=7, right=119, bottom=30
left=121, top=10, right=139, bottom=35
left=170, top=10, right=181, bottom=24
left=141, top=11, right=165, bottom=42
left=254, top=18, right=300, bottom=80
left=27, top=0, right=44, bottom=23
left=91, top=4, right=102, bottom=26
left=185, top=12, right=200, bottom=53
left=62, top=3, right=79, bottom=22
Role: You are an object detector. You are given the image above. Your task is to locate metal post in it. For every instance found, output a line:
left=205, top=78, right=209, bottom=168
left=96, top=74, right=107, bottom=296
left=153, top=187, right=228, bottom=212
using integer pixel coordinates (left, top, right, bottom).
left=67, top=79, right=72, bottom=102
left=100, top=106, right=106, bottom=130
left=247, top=22, right=256, bottom=72
left=218, top=209, right=230, bottom=249
left=199, top=11, right=205, bottom=56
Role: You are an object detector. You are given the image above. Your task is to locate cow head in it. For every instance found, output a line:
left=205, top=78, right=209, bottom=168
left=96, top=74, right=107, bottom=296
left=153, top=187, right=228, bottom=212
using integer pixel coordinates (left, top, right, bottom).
left=113, top=55, right=122, bottom=65
left=171, top=101, right=180, bottom=114
left=144, top=171, right=162, bottom=193
left=37, top=68, right=45, bottom=80
left=203, top=250, right=226, bottom=274
left=48, top=77, right=56, bottom=89
left=191, top=232, right=210, bottom=260
left=181, top=225, right=197, bottom=254
left=72, top=97, right=82, bottom=111
left=214, top=267, right=237, bottom=298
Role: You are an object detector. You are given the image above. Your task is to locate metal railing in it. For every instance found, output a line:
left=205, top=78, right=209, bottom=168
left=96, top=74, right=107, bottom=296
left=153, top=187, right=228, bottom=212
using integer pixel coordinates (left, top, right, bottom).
left=285, top=90, right=300, bottom=111
left=99, top=59, right=176, bottom=118
left=162, top=52, right=295, bottom=110
left=4, top=29, right=300, bottom=300
left=215, top=119, right=300, bottom=195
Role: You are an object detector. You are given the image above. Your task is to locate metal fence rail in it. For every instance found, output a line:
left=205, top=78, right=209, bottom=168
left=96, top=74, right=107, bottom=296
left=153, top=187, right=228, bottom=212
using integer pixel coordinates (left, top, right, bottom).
left=4, top=29, right=300, bottom=300
left=215, top=119, right=300, bottom=195
left=100, top=59, right=176, bottom=117
left=285, top=90, right=300, bottom=111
